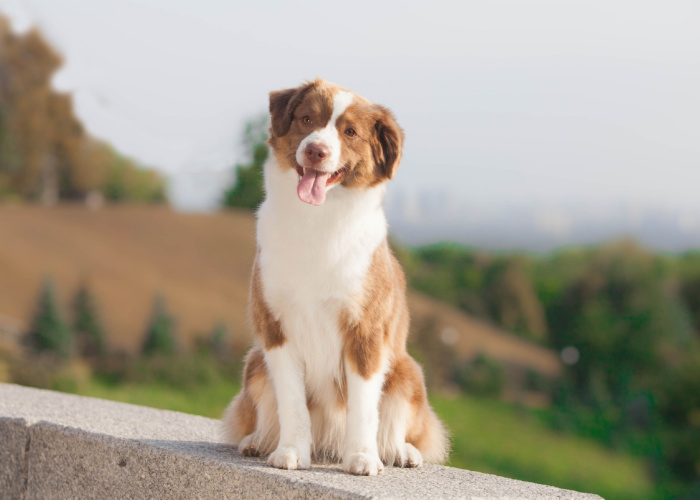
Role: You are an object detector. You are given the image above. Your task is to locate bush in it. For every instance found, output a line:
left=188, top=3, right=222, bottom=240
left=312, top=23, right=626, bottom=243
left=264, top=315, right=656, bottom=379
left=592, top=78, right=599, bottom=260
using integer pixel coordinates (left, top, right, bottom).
left=10, top=353, right=91, bottom=392
left=196, top=321, right=238, bottom=362
left=456, top=354, right=505, bottom=397
left=116, top=352, right=225, bottom=391
left=407, top=315, right=459, bottom=390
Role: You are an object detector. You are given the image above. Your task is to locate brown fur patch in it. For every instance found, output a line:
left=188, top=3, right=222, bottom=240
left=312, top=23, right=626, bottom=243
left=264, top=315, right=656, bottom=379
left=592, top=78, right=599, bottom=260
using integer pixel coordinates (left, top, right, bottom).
left=382, top=355, right=425, bottom=408
left=341, top=243, right=406, bottom=379
left=249, top=261, right=286, bottom=349
left=244, top=346, right=270, bottom=405
left=337, top=103, right=404, bottom=188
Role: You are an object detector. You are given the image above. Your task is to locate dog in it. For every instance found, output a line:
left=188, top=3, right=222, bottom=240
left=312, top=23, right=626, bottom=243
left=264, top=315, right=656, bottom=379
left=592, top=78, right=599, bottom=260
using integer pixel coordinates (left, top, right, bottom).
left=222, top=79, right=448, bottom=476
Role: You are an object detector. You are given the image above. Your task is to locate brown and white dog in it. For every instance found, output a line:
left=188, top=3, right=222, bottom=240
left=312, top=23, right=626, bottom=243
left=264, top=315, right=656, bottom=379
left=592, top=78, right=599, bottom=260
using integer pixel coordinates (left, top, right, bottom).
left=222, top=79, right=448, bottom=476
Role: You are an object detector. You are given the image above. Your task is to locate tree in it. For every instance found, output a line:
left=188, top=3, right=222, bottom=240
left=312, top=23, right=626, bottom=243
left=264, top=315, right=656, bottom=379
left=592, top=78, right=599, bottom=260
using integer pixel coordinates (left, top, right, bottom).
left=0, top=109, right=22, bottom=197
left=141, top=293, right=178, bottom=356
left=72, top=282, right=106, bottom=359
left=0, top=22, right=61, bottom=202
left=407, top=244, right=548, bottom=341
left=657, top=345, right=700, bottom=484
left=26, top=277, right=72, bottom=358
left=678, top=252, right=700, bottom=336
left=222, top=115, right=268, bottom=210
left=0, top=16, right=167, bottom=203
left=549, top=242, right=676, bottom=408
left=483, top=257, right=549, bottom=342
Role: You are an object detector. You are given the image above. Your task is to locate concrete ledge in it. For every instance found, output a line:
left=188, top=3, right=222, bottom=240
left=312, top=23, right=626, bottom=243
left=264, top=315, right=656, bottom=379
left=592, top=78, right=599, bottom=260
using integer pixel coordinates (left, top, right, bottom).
left=0, top=383, right=603, bottom=499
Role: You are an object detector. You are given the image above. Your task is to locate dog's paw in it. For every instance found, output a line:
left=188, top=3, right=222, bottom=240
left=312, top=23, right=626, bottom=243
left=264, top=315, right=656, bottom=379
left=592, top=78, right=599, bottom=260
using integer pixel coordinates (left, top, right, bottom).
left=268, top=446, right=310, bottom=470
left=238, top=434, right=260, bottom=457
left=343, top=452, right=384, bottom=476
left=383, top=443, right=423, bottom=468
left=401, top=443, right=423, bottom=468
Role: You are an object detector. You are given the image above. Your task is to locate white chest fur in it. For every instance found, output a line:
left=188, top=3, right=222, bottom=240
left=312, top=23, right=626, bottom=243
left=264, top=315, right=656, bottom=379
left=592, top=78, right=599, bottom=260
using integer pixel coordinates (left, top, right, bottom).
left=256, top=155, right=387, bottom=397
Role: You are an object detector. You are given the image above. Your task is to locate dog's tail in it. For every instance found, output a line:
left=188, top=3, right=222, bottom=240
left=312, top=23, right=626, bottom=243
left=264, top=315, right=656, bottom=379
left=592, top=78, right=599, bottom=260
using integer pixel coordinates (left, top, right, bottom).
left=221, top=390, right=256, bottom=446
left=416, top=405, right=450, bottom=464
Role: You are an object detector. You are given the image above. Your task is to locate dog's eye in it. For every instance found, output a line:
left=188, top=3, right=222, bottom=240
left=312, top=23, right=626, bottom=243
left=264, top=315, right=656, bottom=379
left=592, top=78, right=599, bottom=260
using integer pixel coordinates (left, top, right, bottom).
left=345, top=128, right=356, bottom=137
left=302, top=116, right=312, bottom=125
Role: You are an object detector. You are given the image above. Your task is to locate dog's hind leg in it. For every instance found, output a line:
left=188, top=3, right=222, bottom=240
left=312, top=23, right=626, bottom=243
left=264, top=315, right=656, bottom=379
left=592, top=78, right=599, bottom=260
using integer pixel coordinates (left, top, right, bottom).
left=379, top=355, right=449, bottom=466
left=378, top=393, right=423, bottom=467
left=222, top=347, right=280, bottom=458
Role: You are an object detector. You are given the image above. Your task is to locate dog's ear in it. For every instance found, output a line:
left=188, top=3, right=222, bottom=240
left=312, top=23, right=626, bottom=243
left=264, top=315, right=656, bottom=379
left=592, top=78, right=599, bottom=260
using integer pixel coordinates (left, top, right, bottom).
left=269, top=83, right=313, bottom=138
left=371, top=106, right=404, bottom=180
left=269, top=87, right=297, bottom=138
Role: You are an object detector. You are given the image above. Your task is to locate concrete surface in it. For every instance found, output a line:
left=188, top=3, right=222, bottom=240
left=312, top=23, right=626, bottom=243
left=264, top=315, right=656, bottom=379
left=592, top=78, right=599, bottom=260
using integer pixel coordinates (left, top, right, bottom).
left=0, top=383, right=604, bottom=499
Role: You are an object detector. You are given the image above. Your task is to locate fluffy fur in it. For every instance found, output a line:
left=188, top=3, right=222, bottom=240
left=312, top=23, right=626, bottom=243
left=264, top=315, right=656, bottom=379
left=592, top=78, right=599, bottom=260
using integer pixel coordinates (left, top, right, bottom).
left=222, top=79, right=448, bottom=475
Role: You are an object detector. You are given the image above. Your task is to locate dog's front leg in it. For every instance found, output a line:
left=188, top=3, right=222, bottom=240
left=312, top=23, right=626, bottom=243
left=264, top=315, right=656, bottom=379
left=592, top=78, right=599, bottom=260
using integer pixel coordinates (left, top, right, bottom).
left=265, top=345, right=312, bottom=470
left=342, top=363, right=386, bottom=476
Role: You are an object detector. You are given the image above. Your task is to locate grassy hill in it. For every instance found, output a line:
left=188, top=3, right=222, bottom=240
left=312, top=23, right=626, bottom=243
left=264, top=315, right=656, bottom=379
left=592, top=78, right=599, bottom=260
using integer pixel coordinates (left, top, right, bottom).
left=0, top=204, right=256, bottom=352
left=0, top=204, right=559, bottom=379
left=1, top=203, right=660, bottom=499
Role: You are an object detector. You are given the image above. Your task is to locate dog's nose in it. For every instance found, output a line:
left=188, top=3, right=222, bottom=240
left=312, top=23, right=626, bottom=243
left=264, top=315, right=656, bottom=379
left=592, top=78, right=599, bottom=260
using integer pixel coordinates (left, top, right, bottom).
left=305, top=143, right=329, bottom=165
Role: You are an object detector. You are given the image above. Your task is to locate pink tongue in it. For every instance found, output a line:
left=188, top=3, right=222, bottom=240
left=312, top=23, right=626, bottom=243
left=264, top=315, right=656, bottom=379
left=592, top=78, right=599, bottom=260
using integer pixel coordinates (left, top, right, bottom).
left=297, top=169, right=330, bottom=206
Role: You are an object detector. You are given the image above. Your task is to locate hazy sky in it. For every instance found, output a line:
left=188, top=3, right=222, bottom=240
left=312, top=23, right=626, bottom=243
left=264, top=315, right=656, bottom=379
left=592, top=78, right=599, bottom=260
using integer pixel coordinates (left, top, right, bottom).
left=1, top=0, right=698, bottom=211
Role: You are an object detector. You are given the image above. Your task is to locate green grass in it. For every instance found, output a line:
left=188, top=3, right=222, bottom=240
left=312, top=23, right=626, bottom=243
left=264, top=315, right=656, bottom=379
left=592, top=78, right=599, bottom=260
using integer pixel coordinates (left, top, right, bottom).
left=74, top=377, right=240, bottom=419
left=72, top=379, right=657, bottom=500
left=434, top=395, right=657, bottom=500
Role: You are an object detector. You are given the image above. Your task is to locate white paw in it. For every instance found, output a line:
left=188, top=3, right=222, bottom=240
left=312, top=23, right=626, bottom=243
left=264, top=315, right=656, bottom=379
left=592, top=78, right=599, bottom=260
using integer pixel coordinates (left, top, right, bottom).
left=343, top=452, right=385, bottom=476
left=267, top=446, right=310, bottom=470
left=403, top=443, right=423, bottom=468
left=238, top=434, right=259, bottom=457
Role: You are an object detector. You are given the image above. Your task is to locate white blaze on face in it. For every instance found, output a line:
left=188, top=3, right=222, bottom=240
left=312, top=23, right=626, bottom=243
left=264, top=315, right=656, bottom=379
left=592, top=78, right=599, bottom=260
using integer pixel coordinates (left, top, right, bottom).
left=296, top=90, right=354, bottom=173
left=295, top=90, right=354, bottom=206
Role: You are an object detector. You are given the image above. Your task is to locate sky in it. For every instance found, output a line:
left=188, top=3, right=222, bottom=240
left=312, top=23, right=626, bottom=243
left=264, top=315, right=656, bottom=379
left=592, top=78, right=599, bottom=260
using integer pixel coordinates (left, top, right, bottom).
left=0, top=0, right=699, bottom=213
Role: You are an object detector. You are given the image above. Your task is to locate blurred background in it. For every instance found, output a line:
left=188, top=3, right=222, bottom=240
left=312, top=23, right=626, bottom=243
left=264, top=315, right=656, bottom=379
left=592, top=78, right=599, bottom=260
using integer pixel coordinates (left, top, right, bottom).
left=0, top=1, right=699, bottom=499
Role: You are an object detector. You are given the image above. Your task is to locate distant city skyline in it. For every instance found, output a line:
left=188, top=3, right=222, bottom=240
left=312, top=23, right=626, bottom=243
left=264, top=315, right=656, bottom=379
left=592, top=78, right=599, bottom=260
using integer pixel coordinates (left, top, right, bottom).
left=385, top=190, right=700, bottom=252
left=1, top=0, right=699, bottom=239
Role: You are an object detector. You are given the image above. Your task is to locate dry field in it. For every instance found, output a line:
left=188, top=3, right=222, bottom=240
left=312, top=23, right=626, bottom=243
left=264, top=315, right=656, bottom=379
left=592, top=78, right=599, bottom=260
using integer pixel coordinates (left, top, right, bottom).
left=0, top=204, right=256, bottom=352
left=0, top=204, right=560, bottom=377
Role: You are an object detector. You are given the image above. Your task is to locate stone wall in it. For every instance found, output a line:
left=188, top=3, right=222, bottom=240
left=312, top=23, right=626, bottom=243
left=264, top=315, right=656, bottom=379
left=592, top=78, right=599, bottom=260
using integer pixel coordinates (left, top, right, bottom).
left=0, top=383, right=603, bottom=499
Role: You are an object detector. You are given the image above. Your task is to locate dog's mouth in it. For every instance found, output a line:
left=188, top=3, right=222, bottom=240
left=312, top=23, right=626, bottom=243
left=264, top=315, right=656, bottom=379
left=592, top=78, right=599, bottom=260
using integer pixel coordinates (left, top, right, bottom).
left=295, top=164, right=348, bottom=206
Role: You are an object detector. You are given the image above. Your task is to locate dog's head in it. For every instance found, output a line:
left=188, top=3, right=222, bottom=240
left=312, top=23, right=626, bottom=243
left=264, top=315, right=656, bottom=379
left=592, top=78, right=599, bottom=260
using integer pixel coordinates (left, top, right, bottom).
left=267, top=79, right=404, bottom=206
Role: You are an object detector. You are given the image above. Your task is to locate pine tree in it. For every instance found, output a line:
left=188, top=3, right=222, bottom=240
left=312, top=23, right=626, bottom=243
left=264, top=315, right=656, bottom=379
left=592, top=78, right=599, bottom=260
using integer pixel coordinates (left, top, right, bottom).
left=26, top=276, right=72, bottom=358
left=72, top=282, right=106, bottom=358
left=142, top=293, right=177, bottom=356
